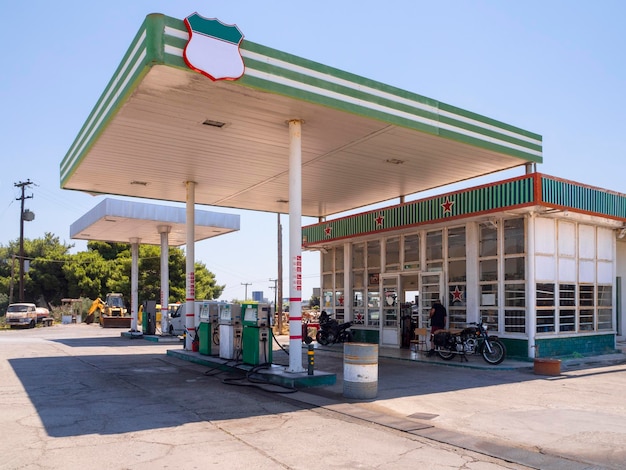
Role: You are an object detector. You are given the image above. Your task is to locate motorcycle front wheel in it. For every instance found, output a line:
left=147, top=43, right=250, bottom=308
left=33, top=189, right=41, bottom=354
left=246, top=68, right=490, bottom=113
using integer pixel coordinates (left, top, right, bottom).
left=481, top=338, right=506, bottom=365
left=316, top=330, right=330, bottom=346
left=437, top=349, right=455, bottom=360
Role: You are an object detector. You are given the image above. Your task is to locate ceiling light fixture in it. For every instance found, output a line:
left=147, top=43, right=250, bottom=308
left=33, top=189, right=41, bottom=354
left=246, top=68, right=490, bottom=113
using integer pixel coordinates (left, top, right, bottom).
left=385, top=158, right=404, bottom=165
left=130, top=180, right=148, bottom=186
left=203, top=119, right=226, bottom=128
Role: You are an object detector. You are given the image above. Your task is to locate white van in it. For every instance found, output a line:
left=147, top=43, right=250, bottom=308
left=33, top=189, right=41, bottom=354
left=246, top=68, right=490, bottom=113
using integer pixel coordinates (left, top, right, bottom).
left=167, top=301, right=222, bottom=336
left=6, top=303, right=38, bottom=328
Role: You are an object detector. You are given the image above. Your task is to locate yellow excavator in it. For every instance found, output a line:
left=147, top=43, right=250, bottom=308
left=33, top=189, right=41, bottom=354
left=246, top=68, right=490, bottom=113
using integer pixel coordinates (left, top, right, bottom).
left=86, top=293, right=131, bottom=328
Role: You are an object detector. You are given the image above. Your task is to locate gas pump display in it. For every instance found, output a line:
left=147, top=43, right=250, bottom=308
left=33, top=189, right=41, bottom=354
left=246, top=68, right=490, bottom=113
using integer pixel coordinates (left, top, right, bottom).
left=218, top=303, right=242, bottom=360
left=198, top=301, right=220, bottom=356
left=241, top=303, right=273, bottom=365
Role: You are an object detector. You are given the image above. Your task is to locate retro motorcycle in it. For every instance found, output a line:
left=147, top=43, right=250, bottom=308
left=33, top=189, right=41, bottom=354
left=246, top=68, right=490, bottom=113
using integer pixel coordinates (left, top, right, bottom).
left=313, top=311, right=353, bottom=346
left=433, top=319, right=506, bottom=365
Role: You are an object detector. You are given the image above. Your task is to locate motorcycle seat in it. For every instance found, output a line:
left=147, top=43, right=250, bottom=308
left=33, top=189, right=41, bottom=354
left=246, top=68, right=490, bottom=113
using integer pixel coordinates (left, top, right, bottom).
left=435, top=328, right=463, bottom=335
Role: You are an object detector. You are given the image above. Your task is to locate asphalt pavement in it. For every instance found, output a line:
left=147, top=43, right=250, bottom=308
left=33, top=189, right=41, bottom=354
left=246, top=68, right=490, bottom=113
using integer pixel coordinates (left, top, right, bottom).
left=1, top=324, right=625, bottom=469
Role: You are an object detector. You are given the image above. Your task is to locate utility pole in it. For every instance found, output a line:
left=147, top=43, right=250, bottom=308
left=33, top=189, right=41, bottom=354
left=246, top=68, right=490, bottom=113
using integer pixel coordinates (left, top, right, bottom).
left=241, top=282, right=251, bottom=301
left=14, top=180, right=33, bottom=302
left=269, top=278, right=278, bottom=322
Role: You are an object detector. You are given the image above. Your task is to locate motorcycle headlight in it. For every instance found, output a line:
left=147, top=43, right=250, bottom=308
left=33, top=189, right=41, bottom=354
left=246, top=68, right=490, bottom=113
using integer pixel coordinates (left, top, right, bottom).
left=481, top=323, right=488, bottom=331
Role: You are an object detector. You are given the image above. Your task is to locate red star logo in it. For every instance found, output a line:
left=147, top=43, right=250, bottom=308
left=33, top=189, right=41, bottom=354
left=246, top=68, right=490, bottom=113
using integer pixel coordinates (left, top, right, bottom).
left=324, top=225, right=333, bottom=236
left=375, top=212, right=385, bottom=227
left=441, top=197, right=455, bottom=215
left=355, top=312, right=364, bottom=323
left=451, top=286, right=463, bottom=302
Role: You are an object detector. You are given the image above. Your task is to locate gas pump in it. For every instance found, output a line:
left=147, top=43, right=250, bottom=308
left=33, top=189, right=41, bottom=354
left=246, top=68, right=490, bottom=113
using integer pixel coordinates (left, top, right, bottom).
left=198, top=301, right=220, bottom=356
left=142, top=300, right=157, bottom=335
left=218, top=303, right=242, bottom=360
left=241, top=303, right=273, bottom=365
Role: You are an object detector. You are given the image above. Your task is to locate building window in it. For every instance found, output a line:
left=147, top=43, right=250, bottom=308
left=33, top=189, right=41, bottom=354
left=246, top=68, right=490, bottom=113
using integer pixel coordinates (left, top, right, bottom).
left=322, top=272, right=333, bottom=310
left=334, top=271, right=344, bottom=322
left=352, top=243, right=365, bottom=324
left=447, top=227, right=466, bottom=328
left=480, top=283, right=498, bottom=329
left=504, top=283, right=525, bottom=333
left=479, top=259, right=498, bottom=281
left=503, top=218, right=525, bottom=333
left=367, top=240, right=380, bottom=271
left=479, top=222, right=499, bottom=330
left=536, top=283, right=555, bottom=333
left=352, top=290, right=365, bottom=324
left=321, top=247, right=344, bottom=320
left=353, top=243, right=365, bottom=270
left=334, top=245, right=344, bottom=271
left=504, top=257, right=525, bottom=281
left=403, top=233, right=419, bottom=270
left=558, top=284, right=576, bottom=332
left=480, top=223, right=498, bottom=257
left=448, top=227, right=466, bottom=258
left=597, top=285, right=613, bottom=330
left=426, top=230, right=443, bottom=271
left=385, top=236, right=400, bottom=272
left=366, top=241, right=380, bottom=327
left=367, top=289, right=380, bottom=326
left=579, top=284, right=594, bottom=331
left=504, top=218, right=524, bottom=254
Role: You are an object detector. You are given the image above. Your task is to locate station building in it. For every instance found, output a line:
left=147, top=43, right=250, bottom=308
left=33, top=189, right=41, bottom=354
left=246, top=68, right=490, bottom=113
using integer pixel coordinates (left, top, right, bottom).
left=59, top=12, right=624, bottom=364
left=303, top=172, right=626, bottom=359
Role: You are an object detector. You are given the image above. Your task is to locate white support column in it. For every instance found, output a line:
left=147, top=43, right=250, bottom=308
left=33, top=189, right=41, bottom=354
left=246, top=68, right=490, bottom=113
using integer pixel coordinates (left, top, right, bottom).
left=466, top=222, right=480, bottom=323
left=185, top=181, right=196, bottom=350
left=527, top=213, right=537, bottom=357
left=344, top=242, right=351, bottom=321
left=287, top=119, right=305, bottom=372
left=158, top=225, right=171, bottom=335
left=130, top=237, right=140, bottom=332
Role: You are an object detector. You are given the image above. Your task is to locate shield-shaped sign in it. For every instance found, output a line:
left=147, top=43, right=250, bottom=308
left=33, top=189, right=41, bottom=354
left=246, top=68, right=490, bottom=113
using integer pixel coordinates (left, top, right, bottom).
left=183, top=13, right=245, bottom=81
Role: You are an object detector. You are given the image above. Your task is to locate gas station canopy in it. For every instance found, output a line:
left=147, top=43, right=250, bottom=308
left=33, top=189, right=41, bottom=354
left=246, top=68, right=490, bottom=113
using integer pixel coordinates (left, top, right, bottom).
left=70, top=198, right=239, bottom=246
left=60, top=13, right=542, bottom=218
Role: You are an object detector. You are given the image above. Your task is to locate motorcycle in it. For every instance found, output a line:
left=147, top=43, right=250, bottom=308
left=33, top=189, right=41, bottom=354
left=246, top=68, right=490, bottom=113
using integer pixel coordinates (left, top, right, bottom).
left=311, top=311, right=353, bottom=346
left=432, top=319, right=506, bottom=365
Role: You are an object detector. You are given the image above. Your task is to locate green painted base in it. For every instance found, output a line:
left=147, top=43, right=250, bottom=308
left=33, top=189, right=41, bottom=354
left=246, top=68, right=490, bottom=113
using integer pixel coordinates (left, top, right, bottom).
left=351, top=328, right=379, bottom=344
left=167, top=349, right=336, bottom=388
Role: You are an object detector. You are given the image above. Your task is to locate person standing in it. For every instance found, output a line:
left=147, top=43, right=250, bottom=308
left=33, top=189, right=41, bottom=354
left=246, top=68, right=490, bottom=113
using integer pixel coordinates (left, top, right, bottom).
left=427, top=299, right=447, bottom=356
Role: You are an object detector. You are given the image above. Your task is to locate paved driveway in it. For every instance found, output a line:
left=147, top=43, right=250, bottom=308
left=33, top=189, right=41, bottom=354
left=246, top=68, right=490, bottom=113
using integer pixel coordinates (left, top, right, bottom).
left=1, top=324, right=624, bottom=469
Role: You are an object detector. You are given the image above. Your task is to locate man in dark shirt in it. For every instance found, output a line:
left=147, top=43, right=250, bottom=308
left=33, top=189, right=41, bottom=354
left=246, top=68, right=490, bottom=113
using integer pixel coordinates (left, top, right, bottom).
left=427, top=299, right=447, bottom=356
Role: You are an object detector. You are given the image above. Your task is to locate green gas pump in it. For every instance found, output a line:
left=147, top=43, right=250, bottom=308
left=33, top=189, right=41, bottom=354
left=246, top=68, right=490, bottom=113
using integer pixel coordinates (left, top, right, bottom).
left=242, top=303, right=273, bottom=365
left=198, top=301, right=220, bottom=356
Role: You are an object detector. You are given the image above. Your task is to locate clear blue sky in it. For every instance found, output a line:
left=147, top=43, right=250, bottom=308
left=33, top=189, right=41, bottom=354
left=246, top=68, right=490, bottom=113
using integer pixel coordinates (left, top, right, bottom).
left=1, top=1, right=625, bottom=302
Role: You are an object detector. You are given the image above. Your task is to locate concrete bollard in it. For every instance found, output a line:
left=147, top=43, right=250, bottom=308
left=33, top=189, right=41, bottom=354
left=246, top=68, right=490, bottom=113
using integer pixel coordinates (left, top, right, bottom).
left=343, top=342, right=378, bottom=399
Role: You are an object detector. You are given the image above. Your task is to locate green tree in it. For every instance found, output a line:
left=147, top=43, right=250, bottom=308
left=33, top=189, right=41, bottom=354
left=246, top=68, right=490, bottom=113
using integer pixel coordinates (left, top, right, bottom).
left=62, top=249, right=112, bottom=299
left=91, top=243, right=224, bottom=303
left=27, top=233, right=74, bottom=306
left=0, top=233, right=73, bottom=306
left=0, top=236, right=225, bottom=308
left=309, top=294, right=320, bottom=309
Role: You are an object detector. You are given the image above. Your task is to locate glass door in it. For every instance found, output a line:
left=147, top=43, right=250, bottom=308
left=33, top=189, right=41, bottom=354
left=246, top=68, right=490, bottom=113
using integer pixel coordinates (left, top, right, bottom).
left=418, top=272, right=443, bottom=329
left=380, top=275, right=400, bottom=346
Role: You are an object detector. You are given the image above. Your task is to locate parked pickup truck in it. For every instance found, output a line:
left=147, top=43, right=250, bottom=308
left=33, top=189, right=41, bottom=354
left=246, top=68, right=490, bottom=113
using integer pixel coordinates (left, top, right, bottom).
left=6, top=303, right=39, bottom=328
